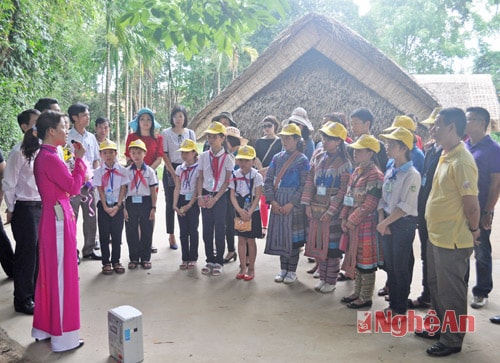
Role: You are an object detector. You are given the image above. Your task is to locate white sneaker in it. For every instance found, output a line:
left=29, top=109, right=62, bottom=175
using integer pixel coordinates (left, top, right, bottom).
left=471, top=296, right=488, bottom=309
left=212, top=263, right=223, bottom=276
left=283, top=272, right=297, bottom=284
left=94, top=240, right=100, bottom=250
left=274, top=270, right=287, bottom=283
left=314, top=280, right=326, bottom=291
left=320, top=283, right=336, bottom=293
left=201, top=263, right=214, bottom=275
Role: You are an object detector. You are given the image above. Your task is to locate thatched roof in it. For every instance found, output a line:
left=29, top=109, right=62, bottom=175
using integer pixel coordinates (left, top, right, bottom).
left=414, top=74, right=500, bottom=131
left=190, top=13, right=439, bottom=141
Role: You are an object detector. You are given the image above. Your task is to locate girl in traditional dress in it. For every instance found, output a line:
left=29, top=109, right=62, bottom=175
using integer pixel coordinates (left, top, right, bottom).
left=229, top=146, right=263, bottom=281
left=264, top=123, right=310, bottom=284
left=301, top=122, right=351, bottom=293
left=340, top=135, right=384, bottom=308
left=27, top=110, right=86, bottom=351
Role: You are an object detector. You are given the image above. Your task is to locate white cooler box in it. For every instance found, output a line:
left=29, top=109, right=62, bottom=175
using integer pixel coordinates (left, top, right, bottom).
left=108, top=305, right=144, bottom=363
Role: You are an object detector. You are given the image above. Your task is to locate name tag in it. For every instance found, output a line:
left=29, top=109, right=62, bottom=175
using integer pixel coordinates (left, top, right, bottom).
left=317, top=185, right=327, bottom=196
left=384, top=181, right=393, bottom=193
left=343, top=196, right=354, bottom=207
left=207, top=178, right=214, bottom=190
left=185, top=193, right=192, bottom=201
left=132, top=195, right=143, bottom=203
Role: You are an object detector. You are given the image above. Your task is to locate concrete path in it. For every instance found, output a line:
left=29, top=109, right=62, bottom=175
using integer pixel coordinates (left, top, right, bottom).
left=1, top=191, right=499, bottom=362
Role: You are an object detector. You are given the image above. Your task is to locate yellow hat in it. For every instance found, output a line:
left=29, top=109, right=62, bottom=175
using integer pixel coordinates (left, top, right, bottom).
left=421, top=107, right=442, bottom=125
left=204, top=121, right=226, bottom=135
left=379, top=127, right=414, bottom=150
left=99, top=139, right=117, bottom=151
left=319, top=122, right=348, bottom=141
left=178, top=139, right=198, bottom=152
left=278, top=123, right=302, bottom=137
left=235, top=145, right=256, bottom=160
left=348, top=134, right=380, bottom=153
left=128, top=139, right=147, bottom=152
left=384, top=115, right=416, bottom=132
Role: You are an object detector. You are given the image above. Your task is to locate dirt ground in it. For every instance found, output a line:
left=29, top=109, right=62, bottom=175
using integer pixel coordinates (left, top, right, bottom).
left=0, top=328, right=31, bottom=363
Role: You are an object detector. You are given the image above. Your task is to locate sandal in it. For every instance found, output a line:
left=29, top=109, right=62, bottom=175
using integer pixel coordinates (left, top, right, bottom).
left=211, top=263, right=223, bottom=276
left=102, top=264, right=113, bottom=275
left=141, top=261, right=152, bottom=270
left=179, top=261, right=188, bottom=270
left=337, top=272, right=352, bottom=281
left=341, top=295, right=358, bottom=303
left=128, top=261, right=139, bottom=270
left=187, top=261, right=197, bottom=269
left=113, top=263, right=125, bottom=274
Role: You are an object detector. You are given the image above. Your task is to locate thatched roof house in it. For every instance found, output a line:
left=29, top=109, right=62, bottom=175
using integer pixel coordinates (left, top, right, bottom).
left=414, top=74, right=500, bottom=131
left=190, top=13, right=440, bottom=141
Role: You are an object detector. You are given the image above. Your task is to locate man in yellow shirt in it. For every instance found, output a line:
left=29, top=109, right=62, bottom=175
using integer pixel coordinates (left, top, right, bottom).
left=419, top=108, right=480, bottom=357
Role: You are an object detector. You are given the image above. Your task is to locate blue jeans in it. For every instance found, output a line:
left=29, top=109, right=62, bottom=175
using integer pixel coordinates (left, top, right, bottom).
left=381, top=216, right=416, bottom=314
left=472, top=227, right=492, bottom=298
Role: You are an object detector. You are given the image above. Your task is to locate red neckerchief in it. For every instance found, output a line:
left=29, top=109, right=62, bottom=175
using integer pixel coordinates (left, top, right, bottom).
left=130, top=163, right=147, bottom=191
left=101, top=166, right=124, bottom=190
left=209, top=150, right=227, bottom=192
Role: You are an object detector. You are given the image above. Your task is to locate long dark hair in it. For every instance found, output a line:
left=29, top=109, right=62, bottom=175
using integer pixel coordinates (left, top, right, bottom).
left=22, top=110, right=65, bottom=162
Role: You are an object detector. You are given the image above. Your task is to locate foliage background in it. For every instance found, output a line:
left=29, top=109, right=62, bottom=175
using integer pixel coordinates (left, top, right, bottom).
left=0, top=0, right=498, bottom=152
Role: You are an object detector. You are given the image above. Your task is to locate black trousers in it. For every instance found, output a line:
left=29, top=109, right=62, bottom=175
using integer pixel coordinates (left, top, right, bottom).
left=11, top=202, right=41, bottom=305
left=0, top=215, right=14, bottom=278
left=125, top=196, right=153, bottom=263
left=97, top=202, right=124, bottom=265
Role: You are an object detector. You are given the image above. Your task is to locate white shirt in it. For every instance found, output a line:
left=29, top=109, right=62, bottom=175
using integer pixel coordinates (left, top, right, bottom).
left=175, top=162, right=200, bottom=195
left=198, top=148, right=235, bottom=192
left=68, top=127, right=100, bottom=177
left=229, top=168, right=263, bottom=197
left=125, top=163, right=158, bottom=197
left=2, top=142, right=41, bottom=212
left=161, top=128, right=196, bottom=164
left=93, top=162, right=129, bottom=203
left=378, top=161, right=420, bottom=216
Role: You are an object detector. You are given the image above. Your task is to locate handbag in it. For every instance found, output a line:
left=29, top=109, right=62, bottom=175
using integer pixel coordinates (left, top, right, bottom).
left=234, top=217, right=251, bottom=232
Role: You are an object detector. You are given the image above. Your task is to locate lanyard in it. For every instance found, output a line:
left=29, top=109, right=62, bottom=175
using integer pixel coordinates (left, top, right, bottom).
left=181, top=164, right=197, bottom=189
left=131, top=164, right=147, bottom=194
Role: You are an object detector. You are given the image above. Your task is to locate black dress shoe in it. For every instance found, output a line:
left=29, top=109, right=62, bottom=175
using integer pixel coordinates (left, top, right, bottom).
left=490, top=315, right=500, bottom=324
left=82, top=252, right=102, bottom=260
left=346, top=300, right=373, bottom=309
left=14, top=300, right=34, bottom=315
left=426, top=342, right=461, bottom=357
left=415, top=330, right=440, bottom=340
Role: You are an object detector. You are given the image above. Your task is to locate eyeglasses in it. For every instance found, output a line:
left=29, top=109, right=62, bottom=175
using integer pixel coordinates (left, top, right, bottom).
left=263, top=124, right=273, bottom=128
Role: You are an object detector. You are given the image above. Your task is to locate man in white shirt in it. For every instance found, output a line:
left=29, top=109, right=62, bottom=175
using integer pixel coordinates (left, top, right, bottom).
left=67, top=102, right=101, bottom=261
left=3, top=109, right=41, bottom=314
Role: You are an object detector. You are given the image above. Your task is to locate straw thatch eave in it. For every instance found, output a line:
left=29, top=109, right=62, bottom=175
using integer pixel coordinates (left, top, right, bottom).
left=190, top=12, right=439, bottom=137
left=414, top=74, right=500, bottom=131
